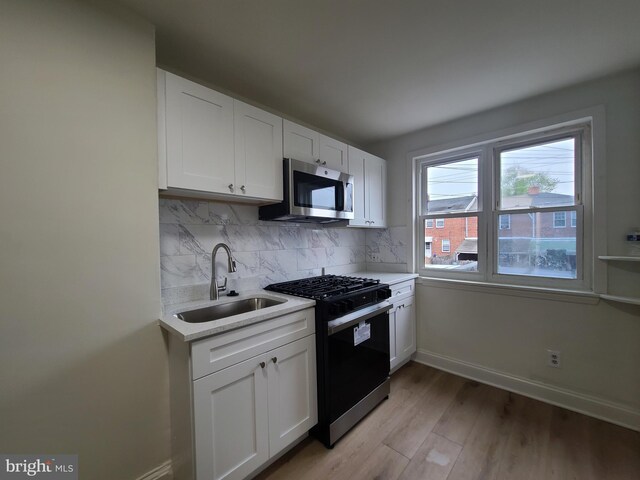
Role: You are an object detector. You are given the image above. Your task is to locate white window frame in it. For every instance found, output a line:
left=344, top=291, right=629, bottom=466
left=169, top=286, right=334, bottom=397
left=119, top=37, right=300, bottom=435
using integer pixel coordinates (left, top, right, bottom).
left=499, top=214, right=511, bottom=230
left=435, top=218, right=445, bottom=228
left=570, top=210, right=577, bottom=228
left=553, top=211, right=567, bottom=228
left=426, top=219, right=434, bottom=228
left=415, top=121, right=592, bottom=291
left=441, top=239, right=451, bottom=253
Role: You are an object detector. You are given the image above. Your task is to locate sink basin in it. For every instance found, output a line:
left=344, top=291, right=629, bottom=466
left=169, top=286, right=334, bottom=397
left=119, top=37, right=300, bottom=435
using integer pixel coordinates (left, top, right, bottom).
left=174, top=297, right=286, bottom=323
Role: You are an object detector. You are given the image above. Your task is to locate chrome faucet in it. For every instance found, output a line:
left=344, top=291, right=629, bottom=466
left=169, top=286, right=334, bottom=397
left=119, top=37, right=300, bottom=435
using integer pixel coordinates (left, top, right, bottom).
left=210, top=243, right=237, bottom=300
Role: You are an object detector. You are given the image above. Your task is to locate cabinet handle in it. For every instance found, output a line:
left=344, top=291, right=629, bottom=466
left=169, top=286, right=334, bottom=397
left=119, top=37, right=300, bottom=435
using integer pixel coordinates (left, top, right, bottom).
left=371, top=220, right=375, bottom=224
left=321, top=161, right=327, bottom=166
left=315, top=159, right=321, bottom=164
left=240, top=185, right=246, bottom=192
left=271, top=357, right=278, bottom=364
left=228, top=184, right=234, bottom=191
left=259, top=361, right=266, bottom=369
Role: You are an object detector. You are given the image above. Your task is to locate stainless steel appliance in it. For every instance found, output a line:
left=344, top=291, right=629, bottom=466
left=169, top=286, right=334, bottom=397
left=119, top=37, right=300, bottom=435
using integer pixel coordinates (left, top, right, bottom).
left=259, top=158, right=354, bottom=223
left=265, top=275, right=391, bottom=447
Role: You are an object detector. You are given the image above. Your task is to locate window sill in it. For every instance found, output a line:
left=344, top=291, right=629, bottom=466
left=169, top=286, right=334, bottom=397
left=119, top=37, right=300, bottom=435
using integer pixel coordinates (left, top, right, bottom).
left=417, top=276, right=600, bottom=305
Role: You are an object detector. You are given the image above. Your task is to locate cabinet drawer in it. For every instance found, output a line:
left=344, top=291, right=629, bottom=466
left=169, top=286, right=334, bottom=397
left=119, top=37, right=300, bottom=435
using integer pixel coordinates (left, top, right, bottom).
left=191, top=308, right=315, bottom=380
left=390, top=280, right=414, bottom=302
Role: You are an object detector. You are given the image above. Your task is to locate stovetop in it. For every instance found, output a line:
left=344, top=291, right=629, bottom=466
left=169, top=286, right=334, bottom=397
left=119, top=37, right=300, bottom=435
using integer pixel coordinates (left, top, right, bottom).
left=264, top=275, right=381, bottom=300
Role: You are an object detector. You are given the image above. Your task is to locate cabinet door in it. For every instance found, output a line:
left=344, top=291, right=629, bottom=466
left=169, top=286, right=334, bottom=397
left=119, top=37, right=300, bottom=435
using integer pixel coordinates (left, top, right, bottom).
left=389, top=306, right=398, bottom=370
left=395, top=297, right=416, bottom=363
left=283, top=120, right=319, bottom=164
left=193, top=355, right=269, bottom=480
left=267, top=335, right=317, bottom=456
left=365, top=153, right=387, bottom=227
left=165, top=71, right=235, bottom=194
left=319, top=134, right=348, bottom=171
left=234, top=101, right=283, bottom=201
left=347, top=146, right=367, bottom=226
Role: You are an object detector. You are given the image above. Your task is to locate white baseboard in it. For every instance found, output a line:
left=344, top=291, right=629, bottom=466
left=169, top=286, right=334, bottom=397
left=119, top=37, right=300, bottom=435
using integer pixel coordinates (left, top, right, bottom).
left=414, top=349, right=640, bottom=432
left=136, top=460, right=173, bottom=480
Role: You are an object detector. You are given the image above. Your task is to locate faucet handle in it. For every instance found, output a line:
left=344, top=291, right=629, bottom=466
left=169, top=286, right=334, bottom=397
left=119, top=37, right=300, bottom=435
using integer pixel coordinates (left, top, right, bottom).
left=217, top=277, right=228, bottom=292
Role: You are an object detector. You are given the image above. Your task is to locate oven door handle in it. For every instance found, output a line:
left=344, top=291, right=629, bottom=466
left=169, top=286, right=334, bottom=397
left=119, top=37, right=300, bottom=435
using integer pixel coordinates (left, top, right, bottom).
left=327, top=302, right=392, bottom=336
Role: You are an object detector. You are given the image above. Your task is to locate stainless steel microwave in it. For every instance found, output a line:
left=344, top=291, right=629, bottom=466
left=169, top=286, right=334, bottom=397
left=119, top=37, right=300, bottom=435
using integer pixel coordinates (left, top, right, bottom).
left=259, top=158, right=354, bottom=223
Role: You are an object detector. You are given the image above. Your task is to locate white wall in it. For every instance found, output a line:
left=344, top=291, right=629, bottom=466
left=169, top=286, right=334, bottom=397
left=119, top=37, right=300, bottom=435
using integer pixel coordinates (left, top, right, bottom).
left=367, top=68, right=640, bottom=428
left=0, top=1, right=168, bottom=478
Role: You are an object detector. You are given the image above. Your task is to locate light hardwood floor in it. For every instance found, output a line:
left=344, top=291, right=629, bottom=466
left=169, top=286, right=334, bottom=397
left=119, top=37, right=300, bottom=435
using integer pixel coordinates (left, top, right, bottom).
left=255, top=361, right=640, bottom=480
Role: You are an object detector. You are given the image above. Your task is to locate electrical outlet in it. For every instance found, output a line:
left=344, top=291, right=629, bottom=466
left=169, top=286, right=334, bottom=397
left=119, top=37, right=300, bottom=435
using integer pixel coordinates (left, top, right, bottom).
left=547, top=350, right=561, bottom=368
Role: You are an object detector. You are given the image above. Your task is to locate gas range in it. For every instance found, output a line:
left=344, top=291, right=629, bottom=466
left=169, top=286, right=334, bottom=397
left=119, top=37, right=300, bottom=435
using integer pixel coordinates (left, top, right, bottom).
left=265, top=275, right=391, bottom=320
left=265, top=274, right=392, bottom=448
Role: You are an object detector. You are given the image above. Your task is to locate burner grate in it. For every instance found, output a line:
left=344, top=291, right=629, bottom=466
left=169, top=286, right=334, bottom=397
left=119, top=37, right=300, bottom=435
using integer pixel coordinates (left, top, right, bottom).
left=265, top=275, right=380, bottom=300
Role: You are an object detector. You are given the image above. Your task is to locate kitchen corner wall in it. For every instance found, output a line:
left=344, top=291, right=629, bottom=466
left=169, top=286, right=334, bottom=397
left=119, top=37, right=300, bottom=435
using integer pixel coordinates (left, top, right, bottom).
left=159, top=199, right=408, bottom=305
left=0, top=1, right=167, bottom=479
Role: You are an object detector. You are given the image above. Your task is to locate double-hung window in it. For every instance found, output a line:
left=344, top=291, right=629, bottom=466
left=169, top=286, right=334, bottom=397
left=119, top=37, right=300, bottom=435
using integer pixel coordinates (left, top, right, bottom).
left=417, top=122, right=591, bottom=290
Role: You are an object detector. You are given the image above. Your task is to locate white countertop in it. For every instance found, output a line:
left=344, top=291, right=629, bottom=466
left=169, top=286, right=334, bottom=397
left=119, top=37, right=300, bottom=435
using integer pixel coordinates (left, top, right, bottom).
left=349, top=271, right=418, bottom=286
left=159, top=290, right=315, bottom=342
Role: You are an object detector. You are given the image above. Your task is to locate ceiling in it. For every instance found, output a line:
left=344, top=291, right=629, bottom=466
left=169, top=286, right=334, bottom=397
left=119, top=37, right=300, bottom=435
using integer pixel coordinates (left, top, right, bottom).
left=113, top=0, right=640, bottom=145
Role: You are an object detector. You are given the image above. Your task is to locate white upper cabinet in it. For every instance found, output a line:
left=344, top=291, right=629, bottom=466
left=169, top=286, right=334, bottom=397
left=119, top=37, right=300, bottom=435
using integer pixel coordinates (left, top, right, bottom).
left=348, top=146, right=387, bottom=228
left=158, top=69, right=283, bottom=202
left=366, top=153, right=386, bottom=226
left=318, top=134, right=348, bottom=171
left=283, top=120, right=348, bottom=172
left=234, top=100, right=283, bottom=201
left=283, top=120, right=320, bottom=164
left=164, top=70, right=235, bottom=193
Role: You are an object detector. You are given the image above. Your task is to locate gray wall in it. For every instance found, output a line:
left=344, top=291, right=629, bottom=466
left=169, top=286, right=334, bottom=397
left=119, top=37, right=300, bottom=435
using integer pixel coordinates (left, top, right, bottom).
left=367, top=68, right=640, bottom=427
left=0, top=1, right=167, bottom=478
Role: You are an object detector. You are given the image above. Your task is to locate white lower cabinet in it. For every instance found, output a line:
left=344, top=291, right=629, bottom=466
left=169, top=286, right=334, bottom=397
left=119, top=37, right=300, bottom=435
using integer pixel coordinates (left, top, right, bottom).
left=193, top=354, right=270, bottom=480
left=194, top=335, right=316, bottom=480
left=169, top=308, right=317, bottom=480
left=389, top=280, right=416, bottom=371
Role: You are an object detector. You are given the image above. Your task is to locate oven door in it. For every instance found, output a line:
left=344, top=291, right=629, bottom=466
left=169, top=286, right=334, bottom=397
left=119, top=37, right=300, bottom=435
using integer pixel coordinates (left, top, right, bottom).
left=287, top=158, right=354, bottom=220
left=326, top=302, right=391, bottom=423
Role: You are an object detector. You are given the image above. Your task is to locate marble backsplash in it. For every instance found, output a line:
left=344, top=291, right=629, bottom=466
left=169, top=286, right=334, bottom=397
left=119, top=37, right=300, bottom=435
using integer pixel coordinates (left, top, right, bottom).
left=159, top=198, right=407, bottom=306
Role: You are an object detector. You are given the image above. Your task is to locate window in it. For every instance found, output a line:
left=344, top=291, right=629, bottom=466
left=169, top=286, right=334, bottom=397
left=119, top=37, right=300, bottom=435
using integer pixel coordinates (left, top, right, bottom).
left=426, top=219, right=434, bottom=228
left=553, top=211, right=566, bottom=228
left=425, top=241, right=432, bottom=258
left=420, top=155, right=479, bottom=271
left=417, top=121, right=591, bottom=289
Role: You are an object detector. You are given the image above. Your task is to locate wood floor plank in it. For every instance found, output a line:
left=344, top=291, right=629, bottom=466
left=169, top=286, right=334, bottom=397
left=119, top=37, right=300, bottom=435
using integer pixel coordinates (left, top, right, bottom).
left=544, top=407, right=602, bottom=480
left=398, top=433, right=462, bottom=480
left=593, top=418, right=640, bottom=480
left=343, top=443, right=410, bottom=480
left=383, top=372, right=466, bottom=459
left=446, top=388, right=524, bottom=480
left=256, top=362, right=640, bottom=480
left=494, top=396, right=553, bottom=480
left=433, top=380, right=491, bottom=445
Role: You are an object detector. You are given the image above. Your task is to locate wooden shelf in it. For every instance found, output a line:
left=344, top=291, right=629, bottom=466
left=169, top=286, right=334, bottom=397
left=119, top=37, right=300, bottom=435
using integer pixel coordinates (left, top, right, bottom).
left=600, top=294, right=640, bottom=306
left=598, top=256, right=640, bottom=262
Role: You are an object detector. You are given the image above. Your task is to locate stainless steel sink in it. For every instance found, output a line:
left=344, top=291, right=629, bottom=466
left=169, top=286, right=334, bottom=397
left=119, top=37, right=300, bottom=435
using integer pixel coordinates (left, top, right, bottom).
left=174, top=297, right=286, bottom=323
